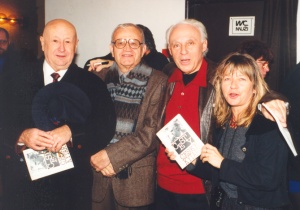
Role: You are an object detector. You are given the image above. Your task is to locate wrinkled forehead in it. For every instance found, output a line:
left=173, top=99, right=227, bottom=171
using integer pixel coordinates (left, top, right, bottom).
left=113, top=26, right=143, bottom=41
left=169, top=24, right=201, bottom=42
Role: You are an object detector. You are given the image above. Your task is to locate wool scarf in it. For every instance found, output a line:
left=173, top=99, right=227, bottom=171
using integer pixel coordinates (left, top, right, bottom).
left=105, top=62, right=152, bottom=178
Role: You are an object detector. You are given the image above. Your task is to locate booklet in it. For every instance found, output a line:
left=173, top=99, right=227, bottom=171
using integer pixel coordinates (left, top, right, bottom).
left=156, top=114, right=204, bottom=169
left=23, top=144, right=74, bottom=180
left=262, top=103, right=298, bottom=156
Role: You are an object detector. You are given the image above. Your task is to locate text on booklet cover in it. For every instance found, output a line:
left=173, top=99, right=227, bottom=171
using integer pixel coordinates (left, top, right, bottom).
left=23, top=144, right=74, bottom=180
left=156, top=114, right=204, bottom=169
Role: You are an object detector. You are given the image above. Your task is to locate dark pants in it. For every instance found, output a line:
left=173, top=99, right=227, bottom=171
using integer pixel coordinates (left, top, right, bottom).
left=153, top=185, right=209, bottom=210
left=2, top=155, right=92, bottom=210
left=221, top=194, right=288, bottom=210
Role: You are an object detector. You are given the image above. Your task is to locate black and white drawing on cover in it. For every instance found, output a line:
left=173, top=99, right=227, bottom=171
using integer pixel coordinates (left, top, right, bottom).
left=23, top=145, right=74, bottom=180
left=157, top=114, right=204, bottom=169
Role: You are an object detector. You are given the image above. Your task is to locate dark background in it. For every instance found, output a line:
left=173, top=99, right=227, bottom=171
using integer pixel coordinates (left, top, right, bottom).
left=186, top=0, right=298, bottom=91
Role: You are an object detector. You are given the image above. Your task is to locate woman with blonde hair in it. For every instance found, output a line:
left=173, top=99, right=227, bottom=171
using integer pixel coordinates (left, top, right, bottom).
left=189, top=52, right=290, bottom=209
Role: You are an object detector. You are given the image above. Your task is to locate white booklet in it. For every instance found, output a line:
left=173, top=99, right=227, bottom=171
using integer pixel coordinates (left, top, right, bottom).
left=262, top=103, right=298, bottom=156
left=23, top=144, right=74, bottom=180
left=156, top=114, right=204, bottom=169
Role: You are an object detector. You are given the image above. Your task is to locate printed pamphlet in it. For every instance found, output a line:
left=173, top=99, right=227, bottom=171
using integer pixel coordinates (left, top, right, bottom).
left=156, top=114, right=204, bottom=169
left=23, top=144, right=74, bottom=180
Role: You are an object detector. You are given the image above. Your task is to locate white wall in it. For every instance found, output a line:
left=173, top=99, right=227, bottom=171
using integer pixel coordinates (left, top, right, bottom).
left=45, top=0, right=185, bottom=67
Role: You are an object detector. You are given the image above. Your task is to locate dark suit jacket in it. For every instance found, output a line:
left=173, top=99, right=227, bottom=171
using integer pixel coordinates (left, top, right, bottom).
left=1, top=58, right=116, bottom=210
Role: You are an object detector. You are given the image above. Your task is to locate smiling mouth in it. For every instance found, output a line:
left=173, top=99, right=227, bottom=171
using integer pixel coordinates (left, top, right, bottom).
left=122, top=54, right=133, bottom=57
left=56, top=55, right=66, bottom=58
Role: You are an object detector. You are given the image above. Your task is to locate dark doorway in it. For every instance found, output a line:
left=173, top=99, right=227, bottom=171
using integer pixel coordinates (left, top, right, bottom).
left=186, top=0, right=298, bottom=91
left=187, top=0, right=264, bottom=63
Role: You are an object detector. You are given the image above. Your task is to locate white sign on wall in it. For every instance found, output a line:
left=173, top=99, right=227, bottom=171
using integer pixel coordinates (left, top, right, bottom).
left=229, top=16, right=255, bottom=36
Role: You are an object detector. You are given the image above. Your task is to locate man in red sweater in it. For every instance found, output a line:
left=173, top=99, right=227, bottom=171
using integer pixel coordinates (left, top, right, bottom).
left=156, top=19, right=213, bottom=210
left=155, top=19, right=288, bottom=210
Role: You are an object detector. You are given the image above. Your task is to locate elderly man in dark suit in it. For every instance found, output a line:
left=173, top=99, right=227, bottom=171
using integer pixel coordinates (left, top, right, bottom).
left=89, top=23, right=168, bottom=210
left=0, top=19, right=116, bottom=210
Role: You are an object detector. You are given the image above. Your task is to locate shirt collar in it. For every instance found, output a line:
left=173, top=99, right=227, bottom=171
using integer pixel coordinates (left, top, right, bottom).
left=168, top=59, right=207, bottom=87
left=43, top=60, right=68, bottom=85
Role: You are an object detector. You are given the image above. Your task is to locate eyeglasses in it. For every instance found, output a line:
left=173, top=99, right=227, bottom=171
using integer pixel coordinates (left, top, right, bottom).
left=256, top=60, right=269, bottom=69
left=111, top=39, right=143, bottom=49
left=0, top=40, right=8, bottom=45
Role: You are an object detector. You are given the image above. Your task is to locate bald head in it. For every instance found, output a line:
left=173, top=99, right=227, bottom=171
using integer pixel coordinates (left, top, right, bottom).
left=43, top=19, right=77, bottom=39
left=40, top=19, right=78, bottom=71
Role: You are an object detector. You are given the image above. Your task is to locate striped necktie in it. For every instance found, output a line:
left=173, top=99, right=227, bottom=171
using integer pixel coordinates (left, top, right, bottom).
left=51, top=73, right=60, bottom=82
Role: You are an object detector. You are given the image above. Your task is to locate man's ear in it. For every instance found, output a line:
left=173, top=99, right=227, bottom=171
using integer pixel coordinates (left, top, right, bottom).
left=75, top=39, right=79, bottom=50
left=110, top=44, right=114, bottom=58
left=168, top=46, right=173, bottom=57
left=40, top=36, right=45, bottom=51
left=202, top=39, right=208, bottom=54
left=142, top=44, right=147, bottom=56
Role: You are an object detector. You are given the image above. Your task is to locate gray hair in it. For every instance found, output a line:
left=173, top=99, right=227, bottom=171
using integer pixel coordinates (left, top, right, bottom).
left=166, top=19, right=208, bottom=56
left=111, top=23, right=145, bottom=44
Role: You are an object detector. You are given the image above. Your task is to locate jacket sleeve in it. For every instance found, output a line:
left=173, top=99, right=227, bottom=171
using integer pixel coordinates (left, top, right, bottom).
left=186, top=159, right=213, bottom=180
left=105, top=72, right=167, bottom=173
left=260, top=90, right=288, bottom=103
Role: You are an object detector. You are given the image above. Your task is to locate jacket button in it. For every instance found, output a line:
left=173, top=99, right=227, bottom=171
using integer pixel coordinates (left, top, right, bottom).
left=77, top=144, right=82, bottom=149
left=242, top=147, right=246, bottom=152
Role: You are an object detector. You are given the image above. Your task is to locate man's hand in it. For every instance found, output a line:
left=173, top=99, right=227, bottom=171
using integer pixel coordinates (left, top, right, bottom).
left=165, top=148, right=176, bottom=161
left=47, top=125, right=72, bottom=152
left=262, top=100, right=287, bottom=127
left=18, top=128, right=54, bottom=151
left=100, top=163, right=116, bottom=177
left=90, top=149, right=111, bottom=172
left=88, top=59, right=113, bottom=72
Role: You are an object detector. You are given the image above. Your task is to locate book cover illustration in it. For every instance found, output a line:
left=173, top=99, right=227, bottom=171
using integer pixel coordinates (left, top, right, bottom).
left=157, top=114, right=204, bottom=169
left=23, top=144, right=74, bottom=180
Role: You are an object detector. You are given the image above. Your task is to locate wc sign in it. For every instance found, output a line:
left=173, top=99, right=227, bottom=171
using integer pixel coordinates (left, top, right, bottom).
left=229, top=16, right=255, bottom=36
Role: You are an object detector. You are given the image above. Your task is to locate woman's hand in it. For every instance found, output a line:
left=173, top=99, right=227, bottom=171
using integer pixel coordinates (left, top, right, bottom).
left=200, top=144, right=224, bottom=169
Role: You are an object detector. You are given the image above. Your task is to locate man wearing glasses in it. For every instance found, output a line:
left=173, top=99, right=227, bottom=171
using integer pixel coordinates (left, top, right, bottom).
left=90, top=23, right=168, bottom=210
left=236, top=39, right=273, bottom=79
